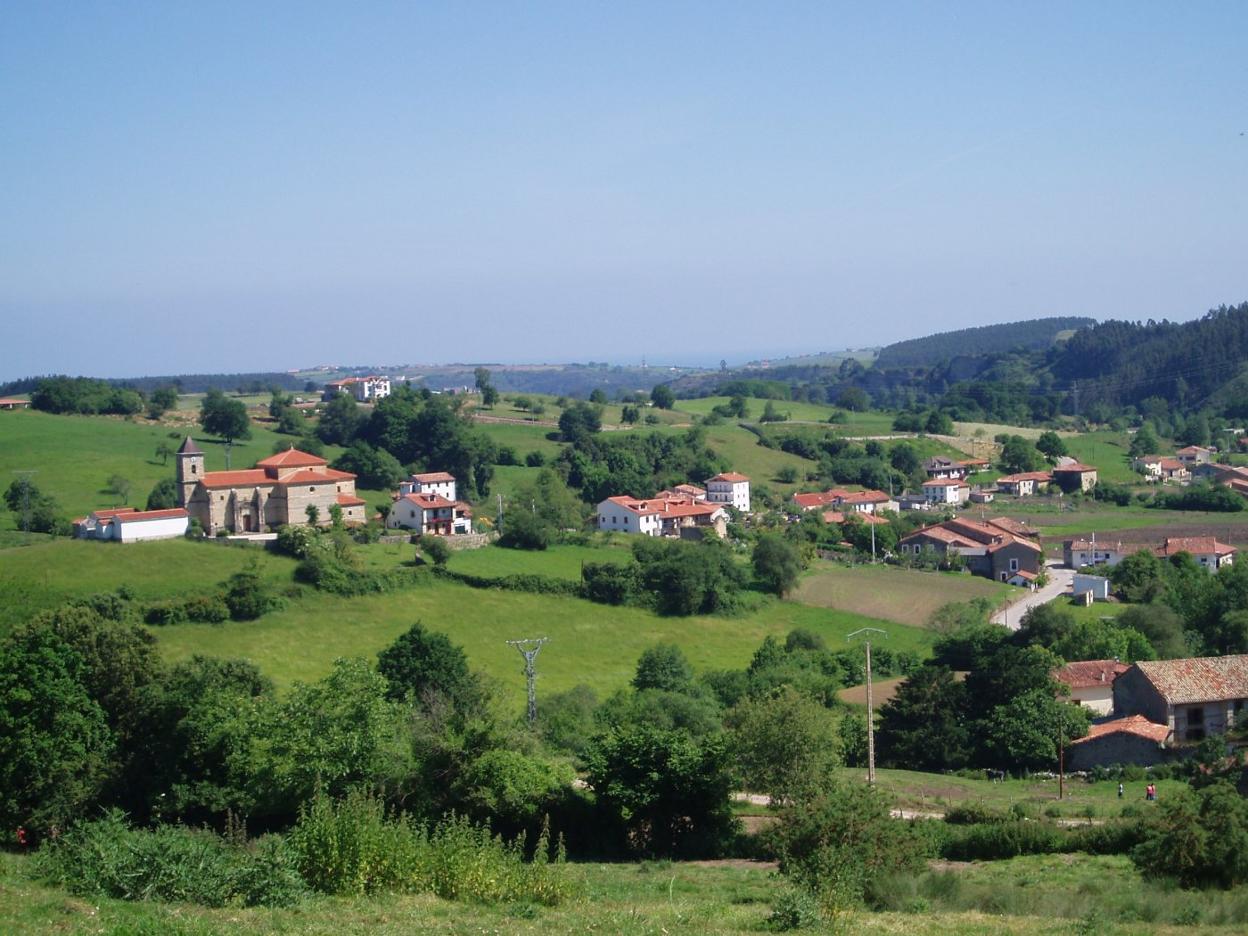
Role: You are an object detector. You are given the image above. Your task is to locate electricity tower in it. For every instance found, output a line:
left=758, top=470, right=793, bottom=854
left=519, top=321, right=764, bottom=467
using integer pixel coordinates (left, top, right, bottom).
left=506, top=637, right=549, bottom=725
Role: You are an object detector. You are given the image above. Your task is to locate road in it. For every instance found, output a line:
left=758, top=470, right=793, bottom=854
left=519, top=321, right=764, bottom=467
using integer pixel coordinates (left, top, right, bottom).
left=991, top=562, right=1075, bottom=631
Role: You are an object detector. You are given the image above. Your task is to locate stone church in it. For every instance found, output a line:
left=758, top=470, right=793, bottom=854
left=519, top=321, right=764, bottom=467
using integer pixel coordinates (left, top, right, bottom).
left=176, top=437, right=366, bottom=534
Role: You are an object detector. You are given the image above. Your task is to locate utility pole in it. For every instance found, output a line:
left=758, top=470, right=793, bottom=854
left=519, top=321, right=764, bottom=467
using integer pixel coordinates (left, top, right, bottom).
left=848, top=627, right=887, bottom=784
left=1057, top=711, right=1065, bottom=800
left=506, top=637, right=549, bottom=726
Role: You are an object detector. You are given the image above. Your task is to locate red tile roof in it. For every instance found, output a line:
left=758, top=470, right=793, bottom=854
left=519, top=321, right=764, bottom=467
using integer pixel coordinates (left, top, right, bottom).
left=793, top=490, right=846, bottom=508
left=1160, top=537, right=1236, bottom=558
left=1053, top=659, right=1130, bottom=690
left=255, top=448, right=328, bottom=468
left=336, top=493, right=367, bottom=507
left=707, top=472, right=750, bottom=483
left=279, top=468, right=356, bottom=484
left=922, top=478, right=968, bottom=488
left=900, top=518, right=1041, bottom=554
left=1070, top=715, right=1170, bottom=746
left=987, top=516, right=1038, bottom=537
left=1176, top=445, right=1213, bottom=456
left=840, top=489, right=891, bottom=504
left=412, top=471, right=456, bottom=483
left=997, top=471, right=1054, bottom=483
left=1133, top=655, right=1248, bottom=705
left=114, top=508, right=189, bottom=523
left=402, top=492, right=456, bottom=509
left=1053, top=463, right=1096, bottom=473
left=200, top=469, right=272, bottom=488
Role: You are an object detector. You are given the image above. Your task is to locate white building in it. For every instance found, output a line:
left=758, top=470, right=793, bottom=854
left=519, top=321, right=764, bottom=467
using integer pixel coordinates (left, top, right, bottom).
left=1053, top=660, right=1130, bottom=716
left=921, top=478, right=969, bottom=506
left=399, top=471, right=457, bottom=502
left=597, top=494, right=728, bottom=537
left=324, top=376, right=391, bottom=402
left=386, top=492, right=472, bottom=535
left=73, top=507, right=189, bottom=542
left=705, top=473, right=750, bottom=512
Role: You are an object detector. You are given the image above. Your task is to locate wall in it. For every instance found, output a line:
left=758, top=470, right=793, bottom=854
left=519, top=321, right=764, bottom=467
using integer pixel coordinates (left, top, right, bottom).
left=1067, top=732, right=1165, bottom=771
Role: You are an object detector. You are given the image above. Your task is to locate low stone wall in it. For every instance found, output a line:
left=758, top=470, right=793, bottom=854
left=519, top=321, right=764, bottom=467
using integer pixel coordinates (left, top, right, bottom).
left=377, top=531, right=496, bottom=551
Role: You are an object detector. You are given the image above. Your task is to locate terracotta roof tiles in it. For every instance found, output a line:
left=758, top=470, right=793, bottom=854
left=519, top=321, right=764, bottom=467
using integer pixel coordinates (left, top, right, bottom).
left=1133, top=655, right=1248, bottom=705
left=1070, top=715, right=1170, bottom=746
left=1053, top=659, right=1130, bottom=690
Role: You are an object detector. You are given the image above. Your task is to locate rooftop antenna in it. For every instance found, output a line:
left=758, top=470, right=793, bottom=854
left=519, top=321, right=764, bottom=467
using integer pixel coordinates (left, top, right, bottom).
left=12, top=471, right=36, bottom=533
left=506, top=637, right=549, bottom=726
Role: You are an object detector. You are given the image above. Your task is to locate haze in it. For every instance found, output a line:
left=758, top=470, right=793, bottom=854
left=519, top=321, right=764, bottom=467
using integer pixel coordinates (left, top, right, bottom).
left=2, top=2, right=1246, bottom=380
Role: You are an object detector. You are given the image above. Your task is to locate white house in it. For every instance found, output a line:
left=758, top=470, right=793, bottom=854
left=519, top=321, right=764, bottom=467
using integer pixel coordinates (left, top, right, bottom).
left=921, top=478, right=969, bottom=506
left=597, top=494, right=728, bottom=537
left=324, top=376, right=391, bottom=402
left=705, top=473, right=751, bottom=512
left=74, top=507, right=189, bottom=542
left=386, top=492, right=472, bottom=535
left=837, top=490, right=898, bottom=514
left=1065, top=536, right=1236, bottom=573
left=399, top=471, right=457, bottom=502
left=996, top=471, right=1053, bottom=497
left=1053, top=660, right=1130, bottom=716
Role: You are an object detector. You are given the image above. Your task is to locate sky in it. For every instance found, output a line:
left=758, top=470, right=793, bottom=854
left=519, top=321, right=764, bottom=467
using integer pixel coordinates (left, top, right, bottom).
left=2, top=1, right=1246, bottom=380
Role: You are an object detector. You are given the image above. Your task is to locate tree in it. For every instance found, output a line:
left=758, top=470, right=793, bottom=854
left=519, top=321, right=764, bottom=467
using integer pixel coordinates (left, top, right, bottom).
left=331, top=442, right=404, bottom=490
left=924, top=410, right=954, bottom=435
left=835, top=386, right=868, bottom=412
left=1129, top=423, right=1160, bottom=459
left=752, top=533, right=803, bottom=596
left=650, top=384, right=675, bottom=410
left=1118, top=604, right=1188, bottom=659
left=316, top=392, right=364, bottom=446
left=147, top=386, right=179, bottom=419
left=998, top=436, right=1044, bottom=473
left=481, top=385, right=500, bottom=408
left=154, top=441, right=175, bottom=465
left=3, top=478, right=63, bottom=534
left=417, top=534, right=451, bottom=567
left=589, top=388, right=608, bottom=404
left=727, top=687, right=838, bottom=804
left=586, top=724, right=737, bottom=857
left=199, top=390, right=252, bottom=444
left=760, top=400, right=788, bottom=423
left=876, top=666, right=971, bottom=771
left=889, top=443, right=919, bottom=476
left=558, top=401, right=602, bottom=444
left=474, top=367, right=493, bottom=394
left=1035, top=431, right=1068, bottom=460
left=0, top=626, right=114, bottom=834
left=981, top=688, right=1090, bottom=771
left=1111, top=549, right=1168, bottom=603
left=145, top=478, right=179, bottom=510
left=377, top=621, right=478, bottom=711
left=106, top=474, right=132, bottom=506
left=305, top=504, right=320, bottom=525
left=1132, top=781, right=1248, bottom=888
left=632, top=644, right=694, bottom=694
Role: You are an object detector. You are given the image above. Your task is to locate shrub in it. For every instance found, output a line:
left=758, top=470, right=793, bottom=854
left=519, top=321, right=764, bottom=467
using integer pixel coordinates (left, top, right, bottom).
left=33, top=810, right=306, bottom=907
left=766, top=887, right=821, bottom=930
left=939, top=820, right=1065, bottom=861
left=418, top=534, right=452, bottom=567
left=943, top=802, right=1009, bottom=825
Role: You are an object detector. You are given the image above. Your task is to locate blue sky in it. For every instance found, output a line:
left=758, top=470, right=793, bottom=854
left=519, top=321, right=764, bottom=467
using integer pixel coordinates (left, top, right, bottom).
left=2, top=2, right=1246, bottom=379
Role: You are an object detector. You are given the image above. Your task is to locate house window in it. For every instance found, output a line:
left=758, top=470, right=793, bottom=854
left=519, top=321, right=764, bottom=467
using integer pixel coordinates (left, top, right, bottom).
left=1009, top=558, right=1019, bottom=572
left=309, top=487, right=315, bottom=493
left=1186, top=706, right=1205, bottom=741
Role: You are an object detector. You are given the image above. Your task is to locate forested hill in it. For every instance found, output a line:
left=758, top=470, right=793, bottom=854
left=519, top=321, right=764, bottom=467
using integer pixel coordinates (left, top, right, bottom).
left=875, top=316, right=1095, bottom=369
left=1050, top=303, right=1248, bottom=415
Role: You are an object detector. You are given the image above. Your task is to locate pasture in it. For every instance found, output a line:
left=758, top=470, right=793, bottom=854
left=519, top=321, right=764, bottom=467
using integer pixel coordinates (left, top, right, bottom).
left=793, top=562, right=1011, bottom=629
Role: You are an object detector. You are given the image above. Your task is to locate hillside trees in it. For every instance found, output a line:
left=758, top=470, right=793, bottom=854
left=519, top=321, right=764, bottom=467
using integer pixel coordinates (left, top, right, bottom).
left=316, top=391, right=365, bottom=446
left=31, top=376, right=144, bottom=416
left=752, top=533, right=804, bottom=596
left=200, top=390, right=252, bottom=444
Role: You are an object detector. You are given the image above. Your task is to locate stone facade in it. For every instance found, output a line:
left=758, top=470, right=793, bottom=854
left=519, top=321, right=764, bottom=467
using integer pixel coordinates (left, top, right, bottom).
left=176, top=438, right=366, bottom=535
left=1066, top=730, right=1167, bottom=772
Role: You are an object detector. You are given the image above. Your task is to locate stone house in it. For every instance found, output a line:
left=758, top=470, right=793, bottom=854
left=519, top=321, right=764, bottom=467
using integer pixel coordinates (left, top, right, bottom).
left=1051, top=463, right=1098, bottom=493
left=896, top=517, right=1042, bottom=582
left=1066, top=716, right=1171, bottom=771
left=1113, top=655, right=1248, bottom=742
left=176, top=438, right=366, bottom=535
left=995, top=471, right=1053, bottom=497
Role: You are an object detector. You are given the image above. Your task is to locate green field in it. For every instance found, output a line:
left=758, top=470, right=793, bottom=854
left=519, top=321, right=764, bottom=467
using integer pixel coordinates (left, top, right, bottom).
left=675, top=397, right=898, bottom=435
left=793, top=562, right=1012, bottom=629
left=445, top=542, right=632, bottom=579
left=0, top=409, right=352, bottom=523
left=0, top=538, right=293, bottom=634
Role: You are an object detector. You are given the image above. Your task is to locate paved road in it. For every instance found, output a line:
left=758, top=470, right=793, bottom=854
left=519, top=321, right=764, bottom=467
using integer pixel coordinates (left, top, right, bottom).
left=991, top=563, right=1075, bottom=630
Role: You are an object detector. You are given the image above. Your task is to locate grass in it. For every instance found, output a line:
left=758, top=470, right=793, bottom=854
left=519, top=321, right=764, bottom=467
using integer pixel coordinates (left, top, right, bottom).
left=853, top=767, right=1187, bottom=820
left=470, top=419, right=566, bottom=459
left=154, top=576, right=934, bottom=693
left=444, top=542, right=632, bottom=579
left=0, top=409, right=350, bottom=523
left=792, top=562, right=1012, bottom=629
left=5, top=849, right=1245, bottom=935
left=0, top=538, right=295, bottom=634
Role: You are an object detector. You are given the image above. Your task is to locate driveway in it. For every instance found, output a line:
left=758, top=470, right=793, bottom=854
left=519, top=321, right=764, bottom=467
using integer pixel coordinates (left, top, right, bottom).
left=991, top=562, right=1075, bottom=631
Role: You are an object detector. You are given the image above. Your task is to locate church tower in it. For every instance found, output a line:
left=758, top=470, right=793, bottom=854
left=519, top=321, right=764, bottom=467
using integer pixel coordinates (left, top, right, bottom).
left=175, top=437, right=204, bottom=507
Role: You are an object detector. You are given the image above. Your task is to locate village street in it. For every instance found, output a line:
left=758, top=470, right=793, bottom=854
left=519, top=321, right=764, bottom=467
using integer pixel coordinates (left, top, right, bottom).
left=991, top=562, right=1075, bottom=631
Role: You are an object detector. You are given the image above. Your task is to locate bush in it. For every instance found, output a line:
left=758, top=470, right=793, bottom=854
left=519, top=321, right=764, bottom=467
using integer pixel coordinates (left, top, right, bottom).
left=418, top=534, right=452, bottom=567
left=33, top=811, right=306, bottom=907
left=287, top=791, right=569, bottom=904
left=144, top=593, right=230, bottom=626
left=939, top=820, right=1065, bottom=861
left=767, top=887, right=821, bottom=931
left=943, top=802, right=1009, bottom=826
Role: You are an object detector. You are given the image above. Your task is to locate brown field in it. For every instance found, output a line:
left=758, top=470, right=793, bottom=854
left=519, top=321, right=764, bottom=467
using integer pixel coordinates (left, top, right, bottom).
left=837, top=675, right=906, bottom=707
left=792, top=563, right=1011, bottom=629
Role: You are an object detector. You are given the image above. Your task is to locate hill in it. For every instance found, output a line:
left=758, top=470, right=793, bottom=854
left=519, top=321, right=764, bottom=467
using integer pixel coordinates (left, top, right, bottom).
left=875, top=317, right=1095, bottom=369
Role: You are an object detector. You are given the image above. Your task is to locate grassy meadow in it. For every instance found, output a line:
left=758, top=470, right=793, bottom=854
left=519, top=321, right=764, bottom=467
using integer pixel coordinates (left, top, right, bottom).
left=793, top=562, right=1012, bottom=629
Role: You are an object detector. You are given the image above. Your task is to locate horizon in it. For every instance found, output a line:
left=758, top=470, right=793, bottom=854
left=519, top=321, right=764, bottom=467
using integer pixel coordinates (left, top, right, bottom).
left=2, top=3, right=1245, bottom=380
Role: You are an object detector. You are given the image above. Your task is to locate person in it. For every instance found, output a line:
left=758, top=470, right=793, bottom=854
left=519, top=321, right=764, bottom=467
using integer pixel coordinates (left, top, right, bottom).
left=15, top=827, right=27, bottom=850
left=1118, top=782, right=1124, bottom=799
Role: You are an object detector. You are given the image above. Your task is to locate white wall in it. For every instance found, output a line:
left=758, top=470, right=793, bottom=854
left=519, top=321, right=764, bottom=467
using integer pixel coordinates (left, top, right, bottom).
left=116, top=516, right=189, bottom=542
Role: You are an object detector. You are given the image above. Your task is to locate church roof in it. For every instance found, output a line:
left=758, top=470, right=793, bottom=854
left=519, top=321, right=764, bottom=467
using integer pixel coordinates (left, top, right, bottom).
left=255, top=448, right=327, bottom=468
left=177, top=437, right=203, bottom=455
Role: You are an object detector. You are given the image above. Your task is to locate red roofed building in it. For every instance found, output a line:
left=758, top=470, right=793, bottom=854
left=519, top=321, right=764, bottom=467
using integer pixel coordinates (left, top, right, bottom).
left=1066, top=715, right=1172, bottom=771
left=1051, top=462, right=1099, bottom=493
left=921, top=477, right=970, bottom=506
left=386, top=491, right=472, bottom=535
left=1053, top=659, right=1131, bottom=715
left=0, top=398, right=32, bottom=410
left=323, top=375, right=391, bottom=402
left=1114, top=655, right=1248, bottom=742
left=597, top=492, right=728, bottom=537
left=898, top=517, right=1042, bottom=582
left=399, top=471, right=459, bottom=503
left=996, top=471, right=1054, bottom=497
left=176, top=438, right=365, bottom=534
left=74, top=506, right=189, bottom=542
left=792, top=488, right=896, bottom=514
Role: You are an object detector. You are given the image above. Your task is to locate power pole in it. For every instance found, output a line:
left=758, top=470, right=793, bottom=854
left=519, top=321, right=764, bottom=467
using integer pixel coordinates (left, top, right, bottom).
left=12, top=470, right=36, bottom=534
left=506, top=637, right=549, bottom=726
left=848, top=627, right=887, bottom=784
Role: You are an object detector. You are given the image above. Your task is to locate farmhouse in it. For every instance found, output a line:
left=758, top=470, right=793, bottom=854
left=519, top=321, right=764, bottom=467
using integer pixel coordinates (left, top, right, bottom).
left=597, top=493, right=728, bottom=537
left=1176, top=445, right=1216, bottom=466
left=1133, top=455, right=1190, bottom=484
left=399, top=471, right=458, bottom=502
left=1053, top=659, right=1130, bottom=715
left=792, top=489, right=850, bottom=511
left=1114, top=655, right=1248, bottom=742
left=0, top=398, right=32, bottom=410
left=897, top=517, right=1042, bottom=582
left=386, top=492, right=472, bottom=535
left=995, top=471, right=1053, bottom=497
left=791, top=488, right=895, bottom=515
left=921, top=477, right=970, bottom=506
left=1051, top=462, right=1098, bottom=493
left=1063, top=536, right=1237, bottom=572
left=323, top=376, right=391, bottom=402
left=176, top=439, right=366, bottom=535
left=73, top=506, right=190, bottom=543
left=705, top=472, right=751, bottom=512
left=1066, top=716, right=1171, bottom=771
left=896, top=492, right=932, bottom=511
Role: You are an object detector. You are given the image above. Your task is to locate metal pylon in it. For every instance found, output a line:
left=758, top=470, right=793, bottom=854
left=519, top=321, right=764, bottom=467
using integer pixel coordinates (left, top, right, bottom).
left=506, top=637, right=549, bottom=725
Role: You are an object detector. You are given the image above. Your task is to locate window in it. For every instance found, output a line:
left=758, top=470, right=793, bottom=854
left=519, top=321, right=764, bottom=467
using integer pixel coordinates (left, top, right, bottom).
left=1009, top=558, right=1019, bottom=572
left=191, top=464, right=197, bottom=475
left=309, top=487, right=315, bottom=492
left=1186, top=706, right=1205, bottom=741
